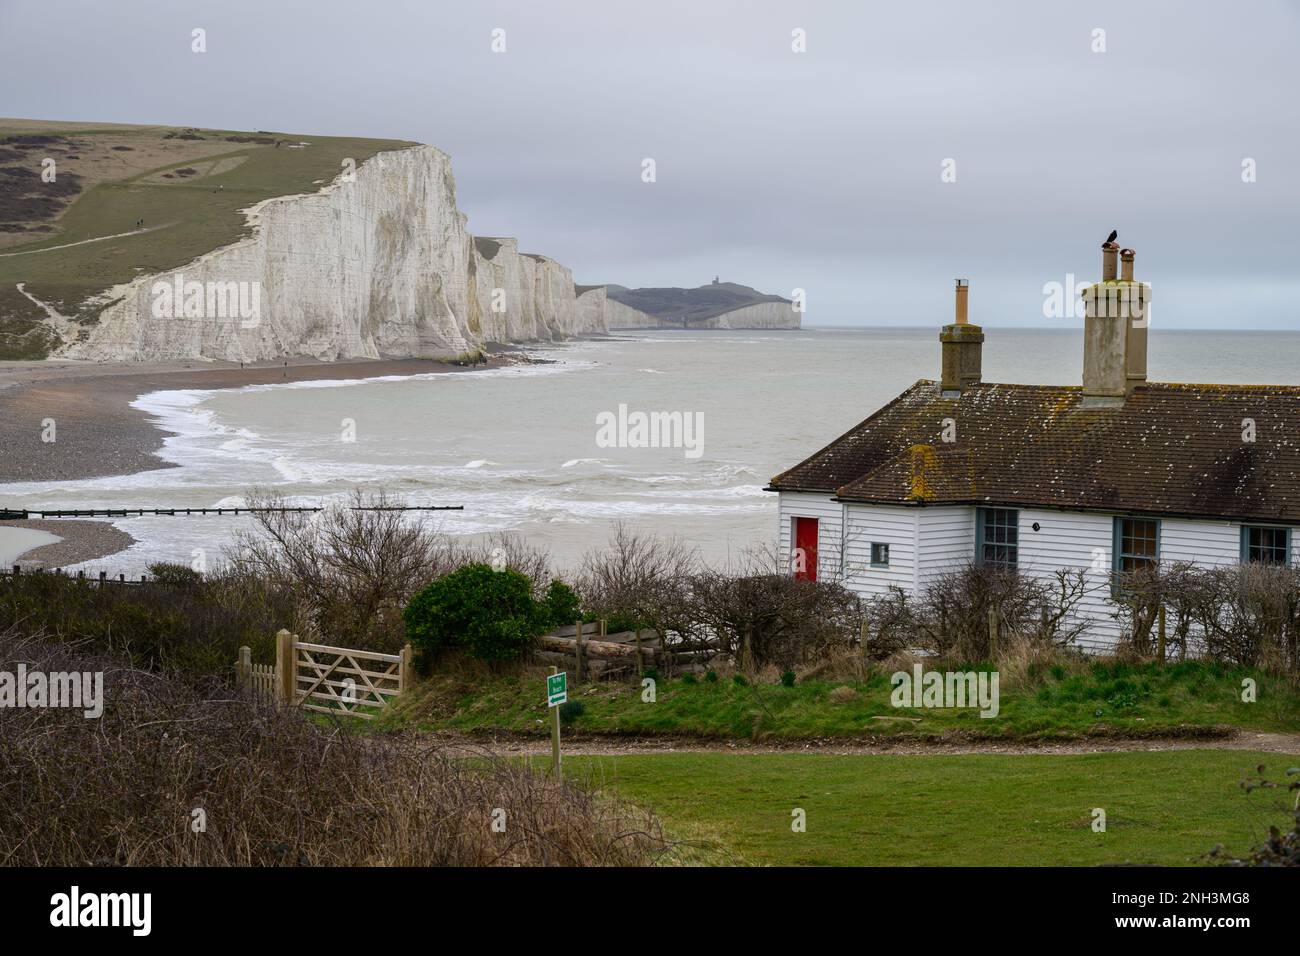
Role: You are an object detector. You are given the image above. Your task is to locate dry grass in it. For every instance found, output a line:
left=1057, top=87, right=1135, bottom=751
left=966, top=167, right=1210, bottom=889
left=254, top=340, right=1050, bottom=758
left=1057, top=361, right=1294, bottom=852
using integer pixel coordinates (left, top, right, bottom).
left=0, top=629, right=668, bottom=866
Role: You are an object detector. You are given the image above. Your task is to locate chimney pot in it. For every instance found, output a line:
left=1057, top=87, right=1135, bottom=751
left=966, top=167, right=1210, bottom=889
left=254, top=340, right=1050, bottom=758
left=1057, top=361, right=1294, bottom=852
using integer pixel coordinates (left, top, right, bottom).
left=1101, top=242, right=1119, bottom=281
left=1120, top=248, right=1135, bottom=281
left=941, top=279, right=982, bottom=394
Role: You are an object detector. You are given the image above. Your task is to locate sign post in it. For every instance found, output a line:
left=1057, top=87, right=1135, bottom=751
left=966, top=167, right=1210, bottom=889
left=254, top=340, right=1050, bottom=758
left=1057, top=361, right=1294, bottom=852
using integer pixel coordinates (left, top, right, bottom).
left=547, top=667, right=566, bottom=780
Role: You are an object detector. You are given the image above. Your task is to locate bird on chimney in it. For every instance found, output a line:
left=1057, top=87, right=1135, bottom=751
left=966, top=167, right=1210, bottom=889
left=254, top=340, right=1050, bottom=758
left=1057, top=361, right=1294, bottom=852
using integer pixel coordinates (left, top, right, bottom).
left=1104, top=229, right=1118, bottom=246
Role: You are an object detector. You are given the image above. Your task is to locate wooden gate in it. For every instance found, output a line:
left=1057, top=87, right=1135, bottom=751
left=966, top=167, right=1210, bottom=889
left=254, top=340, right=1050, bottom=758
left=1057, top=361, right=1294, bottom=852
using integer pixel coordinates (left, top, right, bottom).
left=237, top=630, right=412, bottom=719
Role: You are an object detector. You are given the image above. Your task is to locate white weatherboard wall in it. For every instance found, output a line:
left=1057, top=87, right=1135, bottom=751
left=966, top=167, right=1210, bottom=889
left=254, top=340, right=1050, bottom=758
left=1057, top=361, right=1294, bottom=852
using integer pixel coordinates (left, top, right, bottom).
left=845, top=504, right=920, bottom=596
left=1015, top=509, right=1118, bottom=651
left=917, top=507, right=976, bottom=585
left=776, top=492, right=844, bottom=583
left=1016, top=510, right=1251, bottom=651
left=777, top=492, right=1284, bottom=653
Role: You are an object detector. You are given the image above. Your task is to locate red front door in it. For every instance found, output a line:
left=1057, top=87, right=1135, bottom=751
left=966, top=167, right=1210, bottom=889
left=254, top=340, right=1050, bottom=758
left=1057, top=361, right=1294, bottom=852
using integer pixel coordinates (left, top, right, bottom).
left=793, top=517, right=818, bottom=581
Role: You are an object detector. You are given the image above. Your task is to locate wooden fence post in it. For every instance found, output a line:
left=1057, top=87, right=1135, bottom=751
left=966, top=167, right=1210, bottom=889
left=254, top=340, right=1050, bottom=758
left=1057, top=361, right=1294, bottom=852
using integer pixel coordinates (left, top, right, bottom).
left=276, top=629, right=296, bottom=705
left=859, top=617, right=871, bottom=663
left=1157, top=605, right=1167, bottom=666
left=236, top=645, right=251, bottom=693
left=398, top=643, right=413, bottom=693
left=634, top=628, right=644, bottom=673
left=987, top=607, right=999, bottom=662
left=574, top=617, right=586, bottom=683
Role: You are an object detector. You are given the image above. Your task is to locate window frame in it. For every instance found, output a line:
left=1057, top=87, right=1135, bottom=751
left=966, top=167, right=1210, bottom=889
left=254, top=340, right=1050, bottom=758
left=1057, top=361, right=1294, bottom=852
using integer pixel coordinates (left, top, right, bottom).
left=975, top=507, right=1019, bottom=569
left=1111, top=516, right=1161, bottom=595
left=869, top=542, right=890, bottom=568
left=1240, top=524, right=1292, bottom=566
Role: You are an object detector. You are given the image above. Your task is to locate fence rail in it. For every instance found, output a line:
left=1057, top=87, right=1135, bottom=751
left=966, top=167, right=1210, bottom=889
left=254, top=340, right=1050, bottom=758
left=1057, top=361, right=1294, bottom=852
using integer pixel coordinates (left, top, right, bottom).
left=236, top=630, right=412, bottom=720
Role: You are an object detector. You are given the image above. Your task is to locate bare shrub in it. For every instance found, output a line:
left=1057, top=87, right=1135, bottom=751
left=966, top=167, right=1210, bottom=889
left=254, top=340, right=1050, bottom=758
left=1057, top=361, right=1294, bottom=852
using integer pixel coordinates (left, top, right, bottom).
left=0, top=630, right=666, bottom=867
left=1115, top=562, right=1300, bottom=674
left=864, top=564, right=1089, bottom=664
left=689, top=548, right=862, bottom=672
left=229, top=489, right=456, bottom=651
left=0, top=562, right=294, bottom=684
left=577, top=522, right=698, bottom=638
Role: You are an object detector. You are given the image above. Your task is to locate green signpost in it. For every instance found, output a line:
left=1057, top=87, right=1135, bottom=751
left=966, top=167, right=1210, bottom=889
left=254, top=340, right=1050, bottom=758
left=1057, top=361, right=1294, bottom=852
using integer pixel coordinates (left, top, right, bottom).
left=547, top=668, right=566, bottom=779
left=547, top=671, right=568, bottom=707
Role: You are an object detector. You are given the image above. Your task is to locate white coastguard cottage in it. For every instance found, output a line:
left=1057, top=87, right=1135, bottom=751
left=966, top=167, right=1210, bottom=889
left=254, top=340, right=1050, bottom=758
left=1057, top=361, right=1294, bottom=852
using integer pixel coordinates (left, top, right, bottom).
left=768, top=240, right=1300, bottom=650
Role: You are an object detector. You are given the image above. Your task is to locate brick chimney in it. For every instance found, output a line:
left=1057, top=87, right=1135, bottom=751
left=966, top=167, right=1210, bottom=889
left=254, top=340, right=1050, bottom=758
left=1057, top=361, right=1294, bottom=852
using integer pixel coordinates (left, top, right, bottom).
left=1080, top=241, right=1151, bottom=403
left=940, top=278, right=983, bottom=395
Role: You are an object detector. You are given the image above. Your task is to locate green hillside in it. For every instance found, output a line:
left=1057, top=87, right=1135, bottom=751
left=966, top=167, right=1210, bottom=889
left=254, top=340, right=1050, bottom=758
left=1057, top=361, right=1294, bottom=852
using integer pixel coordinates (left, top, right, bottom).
left=606, top=280, right=790, bottom=324
left=0, top=118, right=416, bottom=359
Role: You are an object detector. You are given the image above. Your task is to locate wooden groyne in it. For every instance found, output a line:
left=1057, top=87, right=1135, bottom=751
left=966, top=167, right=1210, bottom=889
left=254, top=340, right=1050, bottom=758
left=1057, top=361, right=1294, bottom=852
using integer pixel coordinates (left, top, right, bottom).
left=0, top=505, right=463, bottom=520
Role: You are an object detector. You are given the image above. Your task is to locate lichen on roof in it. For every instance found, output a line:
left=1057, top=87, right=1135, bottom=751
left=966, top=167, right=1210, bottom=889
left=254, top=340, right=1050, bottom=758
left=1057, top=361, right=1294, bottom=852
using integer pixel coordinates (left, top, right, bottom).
left=769, top=381, right=1300, bottom=523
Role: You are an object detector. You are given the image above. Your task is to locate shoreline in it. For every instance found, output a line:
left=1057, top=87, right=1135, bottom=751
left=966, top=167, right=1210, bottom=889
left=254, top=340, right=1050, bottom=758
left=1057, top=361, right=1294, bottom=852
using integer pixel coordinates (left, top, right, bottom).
left=0, top=348, right=555, bottom=568
left=0, top=518, right=137, bottom=568
left=0, top=351, right=536, bottom=485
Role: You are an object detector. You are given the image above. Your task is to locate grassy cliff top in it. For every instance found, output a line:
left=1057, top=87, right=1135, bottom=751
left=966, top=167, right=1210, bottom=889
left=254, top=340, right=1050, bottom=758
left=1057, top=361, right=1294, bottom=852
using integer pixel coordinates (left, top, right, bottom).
left=0, top=118, right=417, bottom=358
left=606, top=281, right=791, bottom=324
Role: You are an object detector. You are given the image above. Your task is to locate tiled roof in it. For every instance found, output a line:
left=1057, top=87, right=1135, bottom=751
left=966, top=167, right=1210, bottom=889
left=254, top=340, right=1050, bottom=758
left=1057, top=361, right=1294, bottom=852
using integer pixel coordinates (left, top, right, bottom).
left=769, top=380, right=1300, bottom=523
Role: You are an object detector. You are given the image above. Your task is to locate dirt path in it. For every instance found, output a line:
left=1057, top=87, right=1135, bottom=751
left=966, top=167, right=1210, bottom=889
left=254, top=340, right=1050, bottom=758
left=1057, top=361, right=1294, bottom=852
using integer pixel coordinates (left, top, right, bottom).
left=419, top=728, right=1300, bottom=758
left=0, top=222, right=172, bottom=257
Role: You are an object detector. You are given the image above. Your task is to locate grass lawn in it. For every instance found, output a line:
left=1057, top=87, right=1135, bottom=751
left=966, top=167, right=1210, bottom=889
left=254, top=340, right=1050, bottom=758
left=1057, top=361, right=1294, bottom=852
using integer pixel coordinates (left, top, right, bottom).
left=391, top=659, right=1300, bottom=741
left=546, top=750, right=1297, bottom=866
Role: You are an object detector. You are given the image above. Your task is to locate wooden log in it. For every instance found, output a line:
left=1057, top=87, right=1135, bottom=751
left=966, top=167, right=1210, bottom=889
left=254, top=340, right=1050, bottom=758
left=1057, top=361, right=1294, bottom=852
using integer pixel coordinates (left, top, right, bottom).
left=536, top=633, right=659, bottom=661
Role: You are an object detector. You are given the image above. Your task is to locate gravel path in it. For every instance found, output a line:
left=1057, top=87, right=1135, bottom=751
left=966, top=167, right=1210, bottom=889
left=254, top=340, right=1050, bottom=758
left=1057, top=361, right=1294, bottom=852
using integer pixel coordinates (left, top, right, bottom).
left=418, top=728, right=1300, bottom=758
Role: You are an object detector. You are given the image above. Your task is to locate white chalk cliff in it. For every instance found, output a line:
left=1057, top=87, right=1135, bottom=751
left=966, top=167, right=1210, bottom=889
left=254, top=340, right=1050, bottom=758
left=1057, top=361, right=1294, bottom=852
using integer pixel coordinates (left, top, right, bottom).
left=59, top=146, right=604, bottom=363
left=604, top=298, right=798, bottom=330
left=55, top=144, right=796, bottom=362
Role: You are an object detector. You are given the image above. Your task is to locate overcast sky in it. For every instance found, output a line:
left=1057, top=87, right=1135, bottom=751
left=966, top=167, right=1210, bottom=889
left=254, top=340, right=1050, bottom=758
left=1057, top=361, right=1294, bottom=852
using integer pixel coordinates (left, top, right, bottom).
left=2, top=0, right=1297, bottom=328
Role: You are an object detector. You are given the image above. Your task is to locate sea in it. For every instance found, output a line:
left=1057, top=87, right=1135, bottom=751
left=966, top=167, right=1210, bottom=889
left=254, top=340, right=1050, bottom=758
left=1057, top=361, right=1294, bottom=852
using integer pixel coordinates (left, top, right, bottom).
left=2, top=328, right=1298, bottom=575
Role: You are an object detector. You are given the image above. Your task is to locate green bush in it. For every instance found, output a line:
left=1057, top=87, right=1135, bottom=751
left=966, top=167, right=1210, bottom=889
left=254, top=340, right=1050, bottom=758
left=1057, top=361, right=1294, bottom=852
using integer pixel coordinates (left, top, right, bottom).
left=602, top=612, right=648, bottom=634
left=0, top=568, right=289, bottom=684
left=558, top=700, right=585, bottom=725
left=146, top=562, right=203, bottom=586
left=780, top=670, right=796, bottom=688
left=542, top=579, right=581, bottom=630
left=403, top=564, right=549, bottom=663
